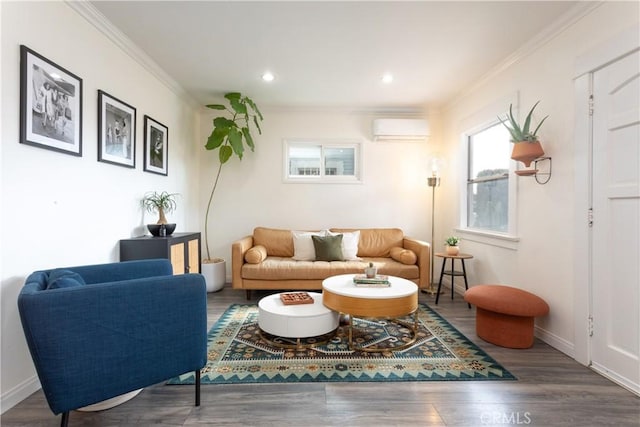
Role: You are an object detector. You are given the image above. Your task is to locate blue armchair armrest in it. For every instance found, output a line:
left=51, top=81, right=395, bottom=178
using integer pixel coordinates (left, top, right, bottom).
left=18, top=259, right=207, bottom=418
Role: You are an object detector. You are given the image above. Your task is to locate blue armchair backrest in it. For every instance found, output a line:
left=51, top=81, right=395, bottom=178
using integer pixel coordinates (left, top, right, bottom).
left=18, top=259, right=207, bottom=415
left=22, top=258, right=174, bottom=292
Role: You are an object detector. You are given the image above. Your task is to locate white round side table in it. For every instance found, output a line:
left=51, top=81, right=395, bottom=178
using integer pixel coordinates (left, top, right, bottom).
left=258, top=292, right=339, bottom=349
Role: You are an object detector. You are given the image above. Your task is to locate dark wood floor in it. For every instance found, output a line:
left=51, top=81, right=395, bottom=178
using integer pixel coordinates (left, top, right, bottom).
left=3, top=286, right=639, bottom=426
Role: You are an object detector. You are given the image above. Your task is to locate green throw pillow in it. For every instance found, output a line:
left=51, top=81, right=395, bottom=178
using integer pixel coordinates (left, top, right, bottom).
left=312, top=234, right=344, bottom=261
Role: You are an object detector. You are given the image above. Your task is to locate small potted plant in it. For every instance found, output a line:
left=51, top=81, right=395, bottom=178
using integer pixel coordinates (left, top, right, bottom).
left=498, top=101, right=549, bottom=167
left=364, top=262, right=377, bottom=278
left=141, top=191, right=178, bottom=236
left=445, top=236, right=460, bottom=256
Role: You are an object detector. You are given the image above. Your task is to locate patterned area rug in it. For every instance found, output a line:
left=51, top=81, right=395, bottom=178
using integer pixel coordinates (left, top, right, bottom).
left=167, top=303, right=515, bottom=384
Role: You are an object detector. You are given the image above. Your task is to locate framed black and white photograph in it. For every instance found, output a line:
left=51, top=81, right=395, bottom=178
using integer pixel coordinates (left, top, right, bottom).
left=20, top=45, right=82, bottom=156
left=143, top=115, right=168, bottom=176
left=98, top=90, right=136, bottom=168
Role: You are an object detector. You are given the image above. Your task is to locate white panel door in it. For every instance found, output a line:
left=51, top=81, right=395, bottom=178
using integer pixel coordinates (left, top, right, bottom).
left=591, top=49, right=640, bottom=394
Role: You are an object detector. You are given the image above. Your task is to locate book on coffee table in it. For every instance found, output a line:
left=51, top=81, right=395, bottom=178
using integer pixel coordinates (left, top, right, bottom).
left=280, top=292, right=314, bottom=305
left=353, top=274, right=391, bottom=287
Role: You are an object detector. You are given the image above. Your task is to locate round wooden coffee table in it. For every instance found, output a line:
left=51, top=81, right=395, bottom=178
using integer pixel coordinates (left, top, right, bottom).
left=322, top=274, right=419, bottom=352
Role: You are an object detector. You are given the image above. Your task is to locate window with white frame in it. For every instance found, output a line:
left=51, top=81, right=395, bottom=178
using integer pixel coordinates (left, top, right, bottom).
left=465, top=122, right=512, bottom=233
left=284, top=140, right=362, bottom=183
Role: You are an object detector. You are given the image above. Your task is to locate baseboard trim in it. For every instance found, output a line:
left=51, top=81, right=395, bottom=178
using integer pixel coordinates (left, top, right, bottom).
left=591, top=362, right=640, bottom=396
left=1, top=375, right=41, bottom=414
left=534, top=325, right=575, bottom=358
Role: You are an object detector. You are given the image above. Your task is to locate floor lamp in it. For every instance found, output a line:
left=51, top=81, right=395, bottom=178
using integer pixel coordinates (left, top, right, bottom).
left=425, top=173, right=440, bottom=295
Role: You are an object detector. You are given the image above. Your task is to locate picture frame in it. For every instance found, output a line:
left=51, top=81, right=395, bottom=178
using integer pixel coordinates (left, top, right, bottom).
left=143, top=115, right=168, bottom=176
left=20, top=45, right=83, bottom=156
left=98, top=90, right=136, bottom=168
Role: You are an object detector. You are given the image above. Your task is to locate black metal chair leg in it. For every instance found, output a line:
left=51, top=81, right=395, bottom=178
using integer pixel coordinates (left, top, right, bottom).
left=60, top=412, right=69, bottom=427
left=461, top=260, right=471, bottom=309
left=435, top=258, right=446, bottom=304
left=195, top=370, right=201, bottom=406
left=451, top=259, right=455, bottom=300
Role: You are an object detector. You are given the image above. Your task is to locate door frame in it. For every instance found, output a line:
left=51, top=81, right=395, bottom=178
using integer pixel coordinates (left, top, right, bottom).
left=573, top=24, right=640, bottom=367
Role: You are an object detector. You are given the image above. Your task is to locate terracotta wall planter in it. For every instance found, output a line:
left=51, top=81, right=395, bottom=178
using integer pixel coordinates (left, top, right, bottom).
left=511, top=141, right=544, bottom=167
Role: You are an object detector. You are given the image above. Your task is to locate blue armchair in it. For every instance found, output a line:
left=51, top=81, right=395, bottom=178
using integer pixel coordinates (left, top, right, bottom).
left=17, top=259, right=207, bottom=427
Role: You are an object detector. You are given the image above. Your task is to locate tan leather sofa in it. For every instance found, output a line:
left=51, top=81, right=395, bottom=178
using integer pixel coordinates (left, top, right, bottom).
left=232, top=227, right=430, bottom=298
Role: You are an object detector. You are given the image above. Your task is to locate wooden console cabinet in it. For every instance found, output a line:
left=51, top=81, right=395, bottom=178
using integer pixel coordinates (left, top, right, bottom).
left=119, top=232, right=201, bottom=275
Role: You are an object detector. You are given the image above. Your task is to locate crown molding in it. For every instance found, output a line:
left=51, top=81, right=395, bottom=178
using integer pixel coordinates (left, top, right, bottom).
left=445, top=2, right=604, bottom=111
left=65, top=0, right=200, bottom=108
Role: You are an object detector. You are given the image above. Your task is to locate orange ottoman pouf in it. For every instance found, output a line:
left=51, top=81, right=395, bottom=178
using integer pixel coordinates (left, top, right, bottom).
left=464, top=285, right=549, bottom=349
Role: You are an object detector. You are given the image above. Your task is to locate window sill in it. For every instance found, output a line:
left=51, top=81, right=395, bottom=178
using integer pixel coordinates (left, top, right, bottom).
left=283, top=177, right=363, bottom=184
left=454, top=228, right=519, bottom=250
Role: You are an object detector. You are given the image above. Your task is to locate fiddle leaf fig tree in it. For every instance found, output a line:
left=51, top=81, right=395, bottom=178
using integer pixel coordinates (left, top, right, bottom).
left=204, top=92, right=263, bottom=260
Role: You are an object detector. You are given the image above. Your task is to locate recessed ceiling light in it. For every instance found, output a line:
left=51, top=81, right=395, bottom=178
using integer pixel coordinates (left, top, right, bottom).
left=382, top=73, right=393, bottom=84
left=262, top=71, right=275, bottom=82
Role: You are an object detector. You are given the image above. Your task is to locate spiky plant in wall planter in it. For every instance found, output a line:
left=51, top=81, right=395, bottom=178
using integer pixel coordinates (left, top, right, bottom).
left=498, top=101, right=549, bottom=167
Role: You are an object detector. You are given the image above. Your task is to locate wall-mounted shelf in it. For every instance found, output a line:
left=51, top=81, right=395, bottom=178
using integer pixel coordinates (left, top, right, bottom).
left=515, top=157, right=552, bottom=184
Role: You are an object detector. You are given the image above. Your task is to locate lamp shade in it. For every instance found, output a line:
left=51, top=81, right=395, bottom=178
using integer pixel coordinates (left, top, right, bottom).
left=428, top=156, right=446, bottom=177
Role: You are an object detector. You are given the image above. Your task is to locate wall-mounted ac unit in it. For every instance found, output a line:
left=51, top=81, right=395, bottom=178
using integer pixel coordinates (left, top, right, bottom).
left=372, top=119, right=429, bottom=141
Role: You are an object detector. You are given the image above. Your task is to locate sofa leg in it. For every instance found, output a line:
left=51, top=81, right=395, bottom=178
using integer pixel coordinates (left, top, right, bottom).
left=195, top=370, right=201, bottom=406
left=60, top=412, right=69, bottom=427
left=245, top=290, right=251, bottom=300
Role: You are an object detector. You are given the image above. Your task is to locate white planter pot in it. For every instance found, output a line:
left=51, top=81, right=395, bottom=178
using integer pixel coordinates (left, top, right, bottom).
left=364, top=266, right=377, bottom=278
left=202, top=258, right=226, bottom=292
left=445, top=245, right=460, bottom=256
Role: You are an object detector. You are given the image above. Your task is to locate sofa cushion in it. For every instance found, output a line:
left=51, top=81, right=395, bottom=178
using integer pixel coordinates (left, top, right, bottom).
left=241, top=257, right=419, bottom=281
left=390, top=247, right=417, bottom=265
left=331, top=228, right=404, bottom=257
left=253, top=227, right=294, bottom=257
left=292, top=230, right=324, bottom=261
left=46, top=269, right=86, bottom=290
left=312, top=234, right=344, bottom=261
left=326, top=230, right=360, bottom=260
left=245, top=245, right=267, bottom=264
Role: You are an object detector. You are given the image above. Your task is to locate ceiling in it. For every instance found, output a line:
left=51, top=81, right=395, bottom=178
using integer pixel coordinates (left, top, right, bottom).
left=90, top=1, right=581, bottom=111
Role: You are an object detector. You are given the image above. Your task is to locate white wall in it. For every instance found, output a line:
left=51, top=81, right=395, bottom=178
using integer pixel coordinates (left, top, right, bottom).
left=0, top=2, right=201, bottom=411
left=199, top=107, right=440, bottom=268
left=438, top=2, right=640, bottom=355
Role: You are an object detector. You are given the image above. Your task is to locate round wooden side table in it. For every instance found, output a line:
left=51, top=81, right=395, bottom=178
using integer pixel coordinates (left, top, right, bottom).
left=434, top=252, right=473, bottom=308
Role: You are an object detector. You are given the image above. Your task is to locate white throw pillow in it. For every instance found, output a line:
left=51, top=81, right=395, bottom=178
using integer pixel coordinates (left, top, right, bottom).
left=326, top=230, right=360, bottom=260
left=291, top=230, right=324, bottom=261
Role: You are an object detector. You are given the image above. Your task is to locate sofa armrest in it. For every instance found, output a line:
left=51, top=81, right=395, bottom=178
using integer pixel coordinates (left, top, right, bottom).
left=403, top=237, right=430, bottom=289
left=232, top=235, right=254, bottom=288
